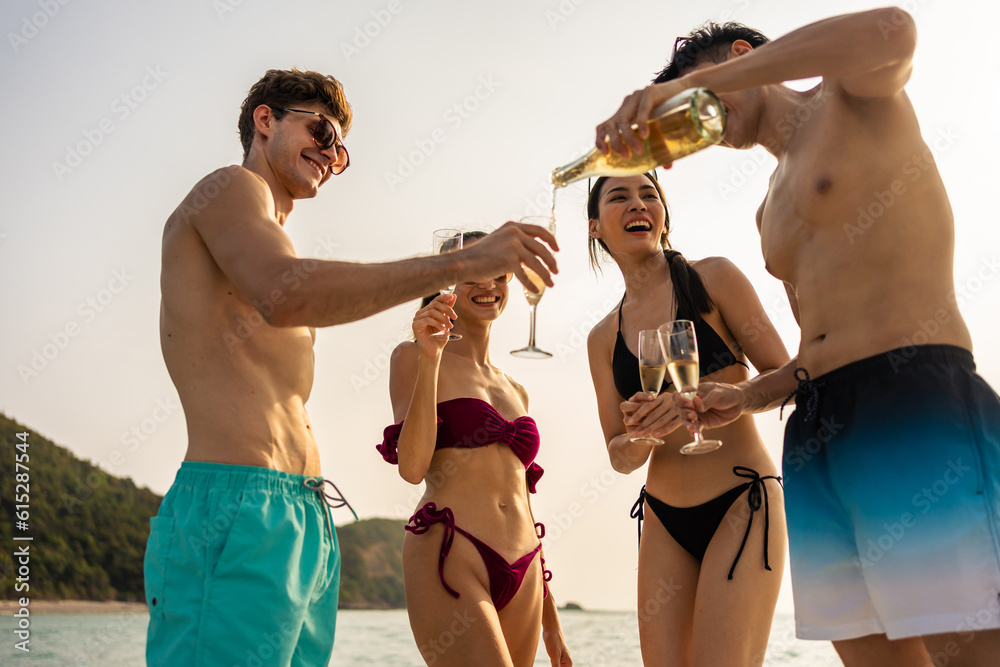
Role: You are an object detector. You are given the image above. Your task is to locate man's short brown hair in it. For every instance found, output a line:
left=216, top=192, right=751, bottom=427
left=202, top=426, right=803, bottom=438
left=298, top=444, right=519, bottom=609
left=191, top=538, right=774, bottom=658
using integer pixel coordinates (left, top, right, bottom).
left=238, top=68, right=352, bottom=160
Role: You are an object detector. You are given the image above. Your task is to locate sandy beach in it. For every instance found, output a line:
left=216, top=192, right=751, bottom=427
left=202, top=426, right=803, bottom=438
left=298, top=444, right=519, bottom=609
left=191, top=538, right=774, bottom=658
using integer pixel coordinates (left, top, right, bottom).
left=0, top=600, right=147, bottom=614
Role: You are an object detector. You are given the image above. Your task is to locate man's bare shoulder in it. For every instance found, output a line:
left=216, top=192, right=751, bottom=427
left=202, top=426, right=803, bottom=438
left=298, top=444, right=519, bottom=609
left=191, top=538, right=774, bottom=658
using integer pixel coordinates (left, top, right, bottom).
left=169, top=165, right=275, bottom=229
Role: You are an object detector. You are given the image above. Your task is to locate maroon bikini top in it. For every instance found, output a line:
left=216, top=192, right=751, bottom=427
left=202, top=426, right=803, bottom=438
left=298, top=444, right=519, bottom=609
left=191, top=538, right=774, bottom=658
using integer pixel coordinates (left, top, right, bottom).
left=377, top=397, right=544, bottom=493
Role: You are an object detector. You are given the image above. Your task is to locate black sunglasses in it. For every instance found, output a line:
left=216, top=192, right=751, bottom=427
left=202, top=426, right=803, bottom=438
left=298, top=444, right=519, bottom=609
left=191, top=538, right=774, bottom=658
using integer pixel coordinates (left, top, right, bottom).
left=273, top=107, right=350, bottom=175
left=463, top=273, right=513, bottom=287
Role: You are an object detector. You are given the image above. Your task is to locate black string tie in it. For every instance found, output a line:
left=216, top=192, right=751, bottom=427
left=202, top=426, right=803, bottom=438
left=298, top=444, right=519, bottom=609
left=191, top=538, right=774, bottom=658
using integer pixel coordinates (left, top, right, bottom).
left=629, top=486, right=647, bottom=551
left=303, top=477, right=359, bottom=542
left=779, top=368, right=823, bottom=422
left=728, top=466, right=782, bottom=580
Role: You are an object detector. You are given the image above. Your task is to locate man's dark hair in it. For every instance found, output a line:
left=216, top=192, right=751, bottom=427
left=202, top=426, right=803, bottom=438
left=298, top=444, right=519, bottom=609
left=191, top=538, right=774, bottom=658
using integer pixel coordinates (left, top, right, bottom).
left=653, top=22, right=770, bottom=84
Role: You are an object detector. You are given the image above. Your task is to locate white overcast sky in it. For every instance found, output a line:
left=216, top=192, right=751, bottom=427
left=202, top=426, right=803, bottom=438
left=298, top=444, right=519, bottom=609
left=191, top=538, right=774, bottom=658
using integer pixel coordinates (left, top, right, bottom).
left=2, top=0, right=998, bottom=616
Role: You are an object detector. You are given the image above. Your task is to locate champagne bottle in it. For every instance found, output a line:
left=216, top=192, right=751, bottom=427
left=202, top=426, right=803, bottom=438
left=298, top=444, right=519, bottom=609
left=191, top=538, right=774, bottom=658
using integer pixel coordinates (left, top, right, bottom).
left=551, top=88, right=726, bottom=188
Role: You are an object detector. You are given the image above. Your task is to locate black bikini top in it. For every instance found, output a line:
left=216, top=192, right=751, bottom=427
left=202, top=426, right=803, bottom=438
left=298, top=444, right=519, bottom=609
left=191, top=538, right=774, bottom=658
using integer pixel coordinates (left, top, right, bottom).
left=612, top=257, right=748, bottom=400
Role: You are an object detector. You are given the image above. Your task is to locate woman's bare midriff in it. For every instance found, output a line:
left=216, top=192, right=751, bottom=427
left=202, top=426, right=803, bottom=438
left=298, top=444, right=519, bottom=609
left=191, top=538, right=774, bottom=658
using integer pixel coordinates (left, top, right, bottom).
left=412, top=445, right=541, bottom=556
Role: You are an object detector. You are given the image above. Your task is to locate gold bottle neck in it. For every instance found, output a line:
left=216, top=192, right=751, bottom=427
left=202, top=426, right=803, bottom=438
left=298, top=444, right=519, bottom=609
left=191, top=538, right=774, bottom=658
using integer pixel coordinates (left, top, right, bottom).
left=550, top=149, right=598, bottom=188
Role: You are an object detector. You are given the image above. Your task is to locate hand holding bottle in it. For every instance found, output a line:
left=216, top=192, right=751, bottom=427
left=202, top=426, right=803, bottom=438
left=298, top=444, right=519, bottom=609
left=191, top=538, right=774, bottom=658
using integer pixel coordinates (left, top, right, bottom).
left=553, top=88, right=726, bottom=188
left=595, top=80, right=692, bottom=157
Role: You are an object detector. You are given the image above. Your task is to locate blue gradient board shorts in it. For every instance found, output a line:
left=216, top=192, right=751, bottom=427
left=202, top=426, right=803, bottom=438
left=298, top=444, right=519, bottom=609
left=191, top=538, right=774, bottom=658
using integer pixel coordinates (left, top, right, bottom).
left=783, top=345, right=1000, bottom=641
left=144, top=462, right=340, bottom=667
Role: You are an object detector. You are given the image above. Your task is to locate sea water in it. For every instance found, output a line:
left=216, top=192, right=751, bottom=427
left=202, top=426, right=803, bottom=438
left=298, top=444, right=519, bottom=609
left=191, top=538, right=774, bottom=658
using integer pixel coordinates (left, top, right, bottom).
left=0, top=609, right=842, bottom=665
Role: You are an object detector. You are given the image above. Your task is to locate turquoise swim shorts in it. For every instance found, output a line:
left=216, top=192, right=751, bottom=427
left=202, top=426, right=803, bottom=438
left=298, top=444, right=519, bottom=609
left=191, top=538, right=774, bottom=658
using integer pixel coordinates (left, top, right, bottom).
left=144, top=462, right=341, bottom=667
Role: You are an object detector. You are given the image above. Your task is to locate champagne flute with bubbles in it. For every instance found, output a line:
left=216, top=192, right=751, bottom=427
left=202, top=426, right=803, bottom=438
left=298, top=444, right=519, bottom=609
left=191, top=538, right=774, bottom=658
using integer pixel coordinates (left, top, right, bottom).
left=630, top=329, right=667, bottom=445
left=510, top=215, right=556, bottom=359
left=658, top=320, right=723, bottom=454
left=432, top=229, right=463, bottom=341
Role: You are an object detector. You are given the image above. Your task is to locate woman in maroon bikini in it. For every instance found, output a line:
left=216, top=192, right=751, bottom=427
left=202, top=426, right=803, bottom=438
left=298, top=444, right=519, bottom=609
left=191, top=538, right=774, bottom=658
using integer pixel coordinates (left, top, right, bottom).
left=586, top=173, right=790, bottom=665
left=379, top=231, right=571, bottom=667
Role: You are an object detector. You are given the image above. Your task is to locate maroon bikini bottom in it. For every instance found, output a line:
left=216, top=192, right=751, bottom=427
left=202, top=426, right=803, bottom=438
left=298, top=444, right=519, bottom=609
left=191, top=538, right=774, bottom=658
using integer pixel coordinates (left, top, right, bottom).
left=405, top=503, right=551, bottom=611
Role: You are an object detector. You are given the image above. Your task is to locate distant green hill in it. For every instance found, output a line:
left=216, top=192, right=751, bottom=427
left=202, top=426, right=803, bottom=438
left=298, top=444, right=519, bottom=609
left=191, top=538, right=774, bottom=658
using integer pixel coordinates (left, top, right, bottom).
left=0, top=414, right=407, bottom=607
left=0, top=414, right=162, bottom=600
left=337, top=518, right=406, bottom=609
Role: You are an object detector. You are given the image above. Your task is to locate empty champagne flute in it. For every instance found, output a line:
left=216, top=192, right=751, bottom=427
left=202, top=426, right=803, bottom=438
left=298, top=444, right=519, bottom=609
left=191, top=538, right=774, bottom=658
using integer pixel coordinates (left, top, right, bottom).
left=432, top=229, right=463, bottom=341
left=510, top=215, right=557, bottom=359
left=630, top=329, right=667, bottom=445
left=658, top=319, right=723, bottom=454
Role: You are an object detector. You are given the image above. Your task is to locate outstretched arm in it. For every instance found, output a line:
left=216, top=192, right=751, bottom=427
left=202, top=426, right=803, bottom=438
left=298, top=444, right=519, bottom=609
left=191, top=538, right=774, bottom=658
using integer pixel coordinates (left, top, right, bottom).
left=185, top=167, right=559, bottom=328
left=597, top=7, right=917, bottom=155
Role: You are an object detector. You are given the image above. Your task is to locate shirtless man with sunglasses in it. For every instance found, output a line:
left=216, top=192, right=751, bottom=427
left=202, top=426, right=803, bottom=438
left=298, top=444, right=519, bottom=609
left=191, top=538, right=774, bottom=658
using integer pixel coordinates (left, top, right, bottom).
left=596, top=9, right=1000, bottom=667
left=144, top=68, right=558, bottom=667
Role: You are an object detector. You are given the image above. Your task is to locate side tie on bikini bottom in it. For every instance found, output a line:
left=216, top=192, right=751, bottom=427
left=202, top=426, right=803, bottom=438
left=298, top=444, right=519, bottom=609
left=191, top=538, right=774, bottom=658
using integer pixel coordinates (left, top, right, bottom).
left=630, top=467, right=781, bottom=580
left=728, top=466, right=781, bottom=580
left=406, top=503, right=550, bottom=611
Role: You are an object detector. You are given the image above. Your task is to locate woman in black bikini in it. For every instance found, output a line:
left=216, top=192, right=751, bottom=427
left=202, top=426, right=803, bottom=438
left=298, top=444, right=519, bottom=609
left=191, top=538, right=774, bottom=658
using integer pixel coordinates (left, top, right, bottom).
left=381, top=232, right=571, bottom=667
left=585, top=174, right=789, bottom=666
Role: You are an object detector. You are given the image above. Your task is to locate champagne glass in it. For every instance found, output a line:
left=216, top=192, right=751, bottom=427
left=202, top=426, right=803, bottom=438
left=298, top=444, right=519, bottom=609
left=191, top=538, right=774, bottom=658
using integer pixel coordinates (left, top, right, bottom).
left=658, top=320, right=722, bottom=454
left=630, top=329, right=667, bottom=445
left=510, top=215, right=557, bottom=359
left=432, top=229, right=463, bottom=341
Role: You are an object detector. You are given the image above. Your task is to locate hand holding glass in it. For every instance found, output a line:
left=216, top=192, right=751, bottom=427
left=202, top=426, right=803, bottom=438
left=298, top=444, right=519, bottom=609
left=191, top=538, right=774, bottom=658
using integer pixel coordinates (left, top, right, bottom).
left=630, top=329, right=667, bottom=445
left=432, top=229, right=462, bottom=341
left=510, top=216, right=557, bottom=359
left=658, top=320, right=722, bottom=454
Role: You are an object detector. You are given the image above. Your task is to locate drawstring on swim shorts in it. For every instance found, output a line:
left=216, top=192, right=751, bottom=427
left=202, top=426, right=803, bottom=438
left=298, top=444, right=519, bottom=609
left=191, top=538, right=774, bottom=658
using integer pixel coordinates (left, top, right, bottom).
left=303, top=477, right=359, bottom=542
left=779, top=368, right=823, bottom=422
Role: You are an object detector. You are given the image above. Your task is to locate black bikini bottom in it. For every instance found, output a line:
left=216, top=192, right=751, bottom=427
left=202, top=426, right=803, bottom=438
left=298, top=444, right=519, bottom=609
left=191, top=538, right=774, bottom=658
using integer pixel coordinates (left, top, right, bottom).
left=630, top=466, right=781, bottom=580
